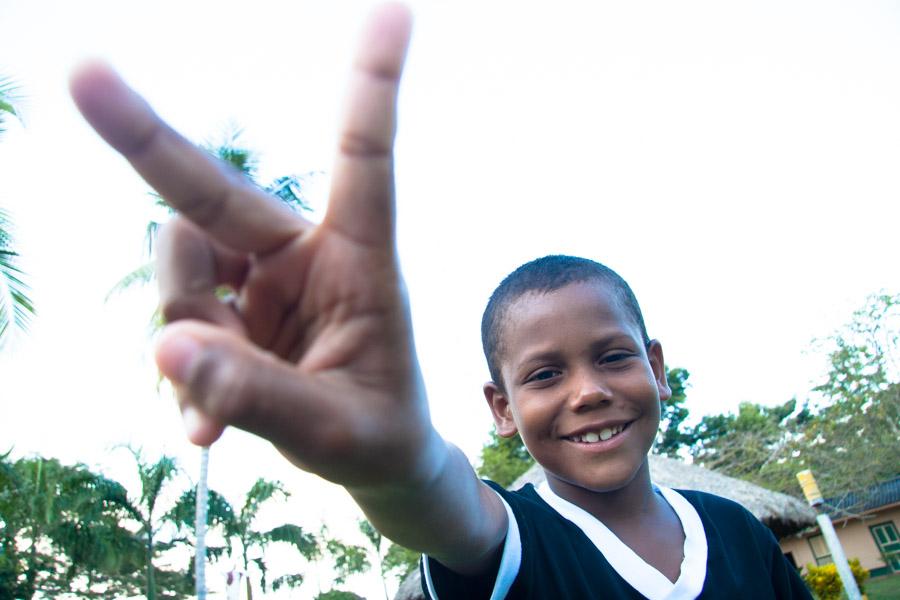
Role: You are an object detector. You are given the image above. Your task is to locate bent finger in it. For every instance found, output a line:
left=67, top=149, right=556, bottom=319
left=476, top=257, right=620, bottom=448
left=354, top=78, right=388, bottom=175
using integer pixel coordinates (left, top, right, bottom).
left=157, top=217, right=248, bottom=334
left=70, top=61, right=310, bottom=253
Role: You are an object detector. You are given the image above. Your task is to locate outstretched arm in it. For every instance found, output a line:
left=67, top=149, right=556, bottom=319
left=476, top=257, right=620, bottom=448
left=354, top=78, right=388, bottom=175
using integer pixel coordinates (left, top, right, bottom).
left=69, top=3, right=506, bottom=575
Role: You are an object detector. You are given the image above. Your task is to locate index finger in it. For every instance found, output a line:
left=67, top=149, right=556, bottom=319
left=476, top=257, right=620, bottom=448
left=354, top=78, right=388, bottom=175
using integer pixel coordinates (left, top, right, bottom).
left=69, top=62, right=308, bottom=254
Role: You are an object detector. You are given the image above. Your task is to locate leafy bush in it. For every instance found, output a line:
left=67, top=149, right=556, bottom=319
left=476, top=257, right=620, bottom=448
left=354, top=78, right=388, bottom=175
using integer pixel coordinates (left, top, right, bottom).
left=803, top=559, right=869, bottom=600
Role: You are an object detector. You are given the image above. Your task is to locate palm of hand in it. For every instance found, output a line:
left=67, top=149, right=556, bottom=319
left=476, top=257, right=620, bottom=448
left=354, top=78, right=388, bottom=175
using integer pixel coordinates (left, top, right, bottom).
left=70, top=5, right=429, bottom=488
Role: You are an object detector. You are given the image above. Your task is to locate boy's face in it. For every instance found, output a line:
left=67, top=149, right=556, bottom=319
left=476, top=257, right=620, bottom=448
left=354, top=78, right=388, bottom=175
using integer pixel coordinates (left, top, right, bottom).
left=484, top=281, right=671, bottom=501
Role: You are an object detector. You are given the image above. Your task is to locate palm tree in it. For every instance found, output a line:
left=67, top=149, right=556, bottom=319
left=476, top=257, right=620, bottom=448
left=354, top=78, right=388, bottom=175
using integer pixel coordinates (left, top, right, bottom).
left=0, top=452, right=144, bottom=598
left=0, top=76, right=35, bottom=349
left=119, top=447, right=193, bottom=600
left=222, top=478, right=318, bottom=600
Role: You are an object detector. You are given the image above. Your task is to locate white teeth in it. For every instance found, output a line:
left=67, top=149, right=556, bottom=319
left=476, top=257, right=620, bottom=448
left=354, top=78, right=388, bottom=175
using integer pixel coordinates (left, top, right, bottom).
left=574, top=424, right=626, bottom=443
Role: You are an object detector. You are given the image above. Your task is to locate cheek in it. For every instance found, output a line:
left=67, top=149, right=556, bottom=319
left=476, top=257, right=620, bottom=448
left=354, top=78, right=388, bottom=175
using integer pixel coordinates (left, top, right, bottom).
left=511, top=395, right=553, bottom=432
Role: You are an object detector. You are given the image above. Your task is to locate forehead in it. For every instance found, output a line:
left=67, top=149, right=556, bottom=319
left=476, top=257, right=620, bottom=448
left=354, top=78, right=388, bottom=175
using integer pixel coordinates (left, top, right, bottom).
left=498, top=281, right=640, bottom=360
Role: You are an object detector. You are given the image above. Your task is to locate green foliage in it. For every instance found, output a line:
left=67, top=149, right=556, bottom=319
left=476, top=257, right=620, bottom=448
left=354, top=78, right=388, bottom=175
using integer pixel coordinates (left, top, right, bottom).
left=121, top=447, right=192, bottom=600
left=681, top=292, right=900, bottom=501
left=0, top=454, right=145, bottom=599
left=0, top=79, right=34, bottom=348
left=0, top=76, right=19, bottom=136
left=803, top=558, right=868, bottom=600
left=655, top=367, right=693, bottom=457
left=383, top=542, right=420, bottom=579
left=477, top=430, right=534, bottom=487
left=325, top=538, right=370, bottom=585
left=687, top=399, right=801, bottom=490
left=814, top=293, right=899, bottom=401
left=218, top=478, right=315, bottom=597
left=315, top=590, right=365, bottom=600
left=0, top=208, right=35, bottom=348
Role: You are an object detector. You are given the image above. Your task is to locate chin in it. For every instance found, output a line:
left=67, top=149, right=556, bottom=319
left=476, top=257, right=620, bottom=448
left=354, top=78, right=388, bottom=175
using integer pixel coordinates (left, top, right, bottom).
left=554, top=457, right=649, bottom=495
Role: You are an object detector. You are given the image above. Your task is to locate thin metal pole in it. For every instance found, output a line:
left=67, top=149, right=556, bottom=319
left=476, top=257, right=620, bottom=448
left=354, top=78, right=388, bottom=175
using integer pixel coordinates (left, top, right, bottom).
left=195, top=446, right=210, bottom=600
left=815, top=513, right=862, bottom=600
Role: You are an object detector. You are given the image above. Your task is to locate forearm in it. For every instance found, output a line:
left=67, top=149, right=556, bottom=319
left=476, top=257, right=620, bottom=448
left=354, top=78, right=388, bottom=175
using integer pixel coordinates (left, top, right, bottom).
left=347, top=432, right=508, bottom=576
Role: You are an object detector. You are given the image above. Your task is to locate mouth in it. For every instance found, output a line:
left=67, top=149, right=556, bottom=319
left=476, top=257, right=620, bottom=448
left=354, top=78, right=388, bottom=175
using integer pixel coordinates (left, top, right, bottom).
left=564, top=421, right=631, bottom=444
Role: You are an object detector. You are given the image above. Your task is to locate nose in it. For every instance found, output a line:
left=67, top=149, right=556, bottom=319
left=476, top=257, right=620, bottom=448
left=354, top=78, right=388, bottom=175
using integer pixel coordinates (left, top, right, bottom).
left=567, top=367, right=612, bottom=412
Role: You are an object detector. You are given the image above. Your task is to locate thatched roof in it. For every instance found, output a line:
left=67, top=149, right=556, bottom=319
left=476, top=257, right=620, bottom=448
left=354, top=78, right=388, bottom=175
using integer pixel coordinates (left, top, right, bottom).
left=395, top=456, right=815, bottom=600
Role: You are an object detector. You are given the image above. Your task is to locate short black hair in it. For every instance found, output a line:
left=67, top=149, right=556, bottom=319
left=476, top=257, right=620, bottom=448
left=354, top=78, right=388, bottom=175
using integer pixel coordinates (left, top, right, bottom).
left=481, top=255, right=650, bottom=387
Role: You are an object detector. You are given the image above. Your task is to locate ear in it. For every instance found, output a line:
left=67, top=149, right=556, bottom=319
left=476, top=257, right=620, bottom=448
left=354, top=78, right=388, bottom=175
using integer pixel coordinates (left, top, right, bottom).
left=647, top=340, right=672, bottom=402
left=483, top=382, right=519, bottom=437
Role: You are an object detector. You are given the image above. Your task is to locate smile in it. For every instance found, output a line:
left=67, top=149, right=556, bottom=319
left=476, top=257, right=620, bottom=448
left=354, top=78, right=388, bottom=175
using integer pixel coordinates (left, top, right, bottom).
left=565, top=422, right=630, bottom=443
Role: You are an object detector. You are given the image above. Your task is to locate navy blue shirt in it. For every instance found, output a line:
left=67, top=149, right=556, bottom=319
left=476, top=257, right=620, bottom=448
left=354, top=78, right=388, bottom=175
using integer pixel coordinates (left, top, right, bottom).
left=423, top=482, right=812, bottom=599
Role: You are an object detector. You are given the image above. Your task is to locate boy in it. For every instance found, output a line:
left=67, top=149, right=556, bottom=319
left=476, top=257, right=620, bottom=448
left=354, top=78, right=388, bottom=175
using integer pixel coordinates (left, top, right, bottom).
left=68, top=4, right=810, bottom=598
left=421, top=255, right=812, bottom=598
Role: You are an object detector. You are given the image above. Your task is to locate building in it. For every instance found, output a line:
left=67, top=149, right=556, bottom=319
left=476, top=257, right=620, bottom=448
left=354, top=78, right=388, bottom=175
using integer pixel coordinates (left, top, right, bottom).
left=780, top=476, right=900, bottom=578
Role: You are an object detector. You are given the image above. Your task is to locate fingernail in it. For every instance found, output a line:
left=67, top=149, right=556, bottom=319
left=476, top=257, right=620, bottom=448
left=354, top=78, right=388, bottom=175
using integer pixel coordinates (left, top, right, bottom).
left=157, top=331, right=201, bottom=384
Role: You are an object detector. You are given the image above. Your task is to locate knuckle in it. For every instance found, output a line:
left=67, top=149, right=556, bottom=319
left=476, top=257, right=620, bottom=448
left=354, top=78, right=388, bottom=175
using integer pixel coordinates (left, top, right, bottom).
left=159, top=296, right=202, bottom=325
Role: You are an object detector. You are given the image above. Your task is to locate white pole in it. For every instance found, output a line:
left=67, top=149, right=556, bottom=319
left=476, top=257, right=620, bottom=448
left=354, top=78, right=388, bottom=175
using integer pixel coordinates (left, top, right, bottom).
left=195, top=446, right=210, bottom=600
left=816, top=514, right=862, bottom=600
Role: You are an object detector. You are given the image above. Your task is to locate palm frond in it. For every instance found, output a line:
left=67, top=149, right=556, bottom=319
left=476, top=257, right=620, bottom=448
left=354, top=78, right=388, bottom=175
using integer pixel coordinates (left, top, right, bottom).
left=0, top=248, right=35, bottom=347
left=204, top=127, right=259, bottom=180
left=270, top=573, right=304, bottom=592
left=265, top=174, right=314, bottom=212
left=0, top=76, right=21, bottom=136
left=265, top=524, right=318, bottom=559
left=106, top=262, right=155, bottom=300
left=241, top=478, right=288, bottom=521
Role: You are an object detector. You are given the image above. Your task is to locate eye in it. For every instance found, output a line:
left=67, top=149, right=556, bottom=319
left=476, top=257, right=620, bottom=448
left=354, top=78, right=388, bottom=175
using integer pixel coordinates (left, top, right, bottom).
left=599, top=352, right=635, bottom=366
left=525, top=368, right=562, bottom=384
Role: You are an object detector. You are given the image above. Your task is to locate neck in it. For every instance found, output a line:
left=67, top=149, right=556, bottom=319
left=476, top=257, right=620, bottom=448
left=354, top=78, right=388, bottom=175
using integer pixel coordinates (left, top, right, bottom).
left=544, top=459, right=664, bottom=525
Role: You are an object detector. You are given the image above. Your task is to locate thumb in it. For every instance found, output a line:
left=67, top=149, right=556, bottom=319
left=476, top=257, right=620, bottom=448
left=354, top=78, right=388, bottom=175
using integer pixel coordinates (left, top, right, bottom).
left=156, top=321, right=323, bottom=448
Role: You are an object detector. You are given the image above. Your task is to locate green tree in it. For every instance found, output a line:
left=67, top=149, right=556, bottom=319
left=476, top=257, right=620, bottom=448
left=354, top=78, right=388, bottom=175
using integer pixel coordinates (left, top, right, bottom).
left=219, top=478, right=317, bottom=600
left=791, top=293, right=900, bottom=504
left=686, top=399, right=801, bottom=492
left=356, top=518, right=420, bottom=598
left=118, top=447, right=193, bottom=599
left=477, top=430, right=534, bottom=488
left=0, top=77, right=35, bottom=348
left=0, top=453, right=144, bottom=599
left=655, top=367, right=693, bottom=457
left=382, top=542, right=420, bottom=581
left=682, top=293, right=900, bottom=501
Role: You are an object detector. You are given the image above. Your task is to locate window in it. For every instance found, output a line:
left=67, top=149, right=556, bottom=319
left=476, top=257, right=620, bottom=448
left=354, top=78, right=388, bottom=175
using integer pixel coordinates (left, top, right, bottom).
left=869, top=522, right=900, bottom=573
left=808, top=534, right=832, bottom=566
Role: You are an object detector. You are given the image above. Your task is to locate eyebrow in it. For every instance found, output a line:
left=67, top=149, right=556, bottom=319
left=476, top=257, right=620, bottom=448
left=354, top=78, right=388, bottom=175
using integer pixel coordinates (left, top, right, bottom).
left=513, top=332, right=640, bottom=372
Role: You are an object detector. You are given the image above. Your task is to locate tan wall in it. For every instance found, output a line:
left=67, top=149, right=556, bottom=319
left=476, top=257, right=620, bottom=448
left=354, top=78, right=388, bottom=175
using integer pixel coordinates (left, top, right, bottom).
left=779, top=505, right=900, bottom=575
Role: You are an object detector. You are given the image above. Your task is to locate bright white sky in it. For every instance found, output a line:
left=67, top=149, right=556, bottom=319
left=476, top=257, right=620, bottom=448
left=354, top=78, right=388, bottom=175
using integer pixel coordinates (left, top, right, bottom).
left=2, top=0, right=899, bottom=597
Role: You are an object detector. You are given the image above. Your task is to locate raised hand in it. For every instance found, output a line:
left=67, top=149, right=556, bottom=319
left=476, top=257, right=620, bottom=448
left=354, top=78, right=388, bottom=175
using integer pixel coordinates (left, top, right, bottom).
left=69, top=4, right=440, bottom=490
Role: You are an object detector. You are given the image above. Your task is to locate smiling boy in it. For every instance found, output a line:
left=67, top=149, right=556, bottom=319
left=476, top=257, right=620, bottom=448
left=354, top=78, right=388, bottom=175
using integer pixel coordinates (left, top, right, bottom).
left=419, top=255, right=812, bottom=598
left=69, top=4, right=810, bottom=599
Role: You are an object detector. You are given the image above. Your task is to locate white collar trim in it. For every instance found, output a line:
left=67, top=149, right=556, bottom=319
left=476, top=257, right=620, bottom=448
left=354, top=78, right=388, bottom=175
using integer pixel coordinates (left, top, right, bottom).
left=535, top=482, right=707, bottom=600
